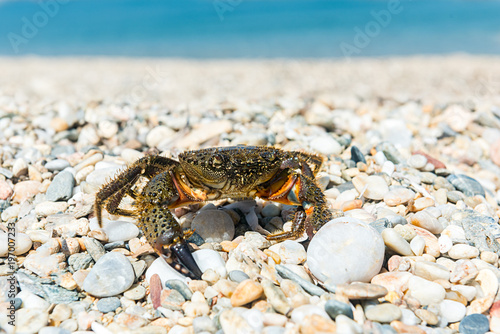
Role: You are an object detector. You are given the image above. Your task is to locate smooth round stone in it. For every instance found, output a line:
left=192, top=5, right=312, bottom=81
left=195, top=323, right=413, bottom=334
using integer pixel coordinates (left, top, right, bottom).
left=310, top=136, right=342, bottom=156
left=82, top=252, right=135, bottom=297
left=146, top=258, right=187, bottom=287
left=192, top=316, right=217, bottom=334
left=307, top=217, right=385, bottom=284
left=324, top=299, right=353, bottom=320
left=448, top=244, right=480, bottom=259
left=381, top=161, right=395, bottom=176
left=146, top=126, right=175, bottom=148
left=447, top=190, right=465, bottom=203
left=350, top=146, right=366, bottom=164
left=408, top=154, right=428, bottom=169
left=13, top=180, right=42, bottom=203
left=352, top=174, right=389, bottom=200
left=45, top=171, right=75, bottom=201
left=0, top=232, right=32, bottom=256
left=166, top=279, right=193, bottom=300
left=365, top=303, right=402, bottom=323
left=35, top=201, right=69, bottom=217
left=381, top=228, right=413, bottom=256
left=438, top=235, right=453, bottom=253
left=0, top=180, right=13, bottom=200
left=407, top=276, right=445, bottom=305
left=384, top=186, right=415, bottom=206
left=191, top=210, right=235, bottom=243
left=17, top=290, right=51, bottom=310
left=415, top=308, right=438, bottom=326
left=268, top=240, right=306, bottom=265
left=85, top=165, right=123, bottom=189
left=439, top=299, right=466, bottom=323
left=459, top=314, right=489, bottom=334
left=409, top=211, right=443, bottom=234
left=228, top=270, right=250, bottom=283
left=45, top=159, right=70, bottom=172
left=124, top=285, right=146, bottom=300
left=193, top=248, right=227, bottom=278
left=262, top=204, right=281, bottom=217
left=400, top=308, right=420, bottom=326
left=261, top=279, right=291, bottom=315
left=333, top=282, right=388, bottom=299
left=96, top=297, right=121, bottom=313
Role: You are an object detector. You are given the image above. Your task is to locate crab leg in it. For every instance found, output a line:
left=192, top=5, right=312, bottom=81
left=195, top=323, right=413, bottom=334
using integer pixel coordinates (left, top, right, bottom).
left=264, top=173, right=332, bottom=241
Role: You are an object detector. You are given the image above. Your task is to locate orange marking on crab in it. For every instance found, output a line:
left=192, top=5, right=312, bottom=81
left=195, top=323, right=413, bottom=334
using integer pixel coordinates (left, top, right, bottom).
left=169, top=171, right=206, bottom=207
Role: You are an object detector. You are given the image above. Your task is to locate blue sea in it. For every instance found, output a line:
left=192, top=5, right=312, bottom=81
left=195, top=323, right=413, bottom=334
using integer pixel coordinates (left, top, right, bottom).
left=0, top=0, right=499, bottom=58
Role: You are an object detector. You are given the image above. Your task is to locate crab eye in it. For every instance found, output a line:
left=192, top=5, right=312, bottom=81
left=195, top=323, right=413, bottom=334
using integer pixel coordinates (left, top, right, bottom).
left=211, top=154, right=223, bottom=167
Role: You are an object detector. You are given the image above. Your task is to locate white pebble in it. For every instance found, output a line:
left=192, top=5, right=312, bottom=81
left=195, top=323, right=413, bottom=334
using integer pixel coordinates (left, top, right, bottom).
left=269, top=240, right=307, bottom=265
left=448, top=244, right=480, bottom=259
left=193, top=249, right=227, bottom=278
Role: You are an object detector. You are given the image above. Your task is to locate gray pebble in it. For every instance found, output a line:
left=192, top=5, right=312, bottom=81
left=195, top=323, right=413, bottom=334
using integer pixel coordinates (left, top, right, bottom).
left=160, top=288, right=185, bottom=311
left=262, top=204, right=281, bottom=217
left=350, top=146, right=366, bottom=164
left=459, top=314, right=489, bottom=334
left=45, top=159, right=70, bottom=172
left=104, top=241, right=126, bottom=251
left=13, top=297, right=22, bottom=310
left=83, top=237, right=106, bottom=262
left=408, top=154, right=428, bottom=169
left=420, top=172, right=437, bottom=184
left=228, top=270, right=250, bottom=283
left=46, top=171, right=75, bottom=201
left=82, top=252, right=135, bottom=297
left=68, top=253, right=93, bottom=271
left=131, top=260, right=147, bottom=279
left=96, top=297, right=121, bottom=313
left=447, top=174, right=485, bottom=197
left=275, top=264, right=326, bottom=296
left=369, top=218, right=393, bottom=234
left=51, top=145, right=76, bottom=157
left=193, top=315, right=217, bottom=334
left=0, top=167, right=13, bottom=179
left=434, top=176, right=455, bottom=191
left=165, top=279, right=193, bottom=300
left=325, top=299, right=353, bottom=319
left=386, top=215, right=407, bottom=226
left=187, top=231, right=205, bottom=246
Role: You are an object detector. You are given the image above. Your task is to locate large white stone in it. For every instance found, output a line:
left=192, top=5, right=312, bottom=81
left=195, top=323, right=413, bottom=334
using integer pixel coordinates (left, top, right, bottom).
left=307, top=217, right=385, bottom=284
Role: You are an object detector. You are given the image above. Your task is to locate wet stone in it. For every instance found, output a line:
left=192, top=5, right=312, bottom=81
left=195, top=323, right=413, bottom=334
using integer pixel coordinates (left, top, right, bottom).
left=165, top=279, right=193, bottom=300
left=447, top=174, right=485, bottom=197
left=45, top=171, right=75, bottom=201
left=325, top=299, right=353, bottom=319
left=459, top=314, right=489, bottom=334
left=96, top=297, right=121, bottom=313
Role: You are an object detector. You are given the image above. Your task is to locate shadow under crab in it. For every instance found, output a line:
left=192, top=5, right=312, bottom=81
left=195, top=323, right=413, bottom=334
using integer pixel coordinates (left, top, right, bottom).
left=94, top=145, right=333, bottom=279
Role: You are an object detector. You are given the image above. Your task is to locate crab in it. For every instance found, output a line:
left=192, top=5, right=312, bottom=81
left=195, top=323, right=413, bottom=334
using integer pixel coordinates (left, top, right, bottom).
left=94, top=146, right=333, bottom=278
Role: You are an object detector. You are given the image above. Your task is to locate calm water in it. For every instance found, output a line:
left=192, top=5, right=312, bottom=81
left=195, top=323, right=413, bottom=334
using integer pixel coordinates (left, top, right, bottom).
left=0, top=0, right=499, bottom=58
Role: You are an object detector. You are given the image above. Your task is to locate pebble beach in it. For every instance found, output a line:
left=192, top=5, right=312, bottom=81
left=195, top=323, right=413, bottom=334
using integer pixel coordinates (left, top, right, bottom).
left=2, top=55, right=500, bottom=334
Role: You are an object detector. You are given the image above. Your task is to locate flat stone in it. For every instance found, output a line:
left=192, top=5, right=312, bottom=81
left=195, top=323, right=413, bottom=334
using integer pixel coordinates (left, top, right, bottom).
left=83, top=237, right=106, bottom=262
left=332, top=282, right=388, bottom=299
left=413, top=261, right=450, bottom=281
left=228, top=270, right=250, bottom=283
left=45, top=159, right=70, bottom=171
left=82, top=252, right=135, bottom=297
left=165, top=279, right=192, bottom=300
left=275, top=265, right=325, bottom=296
left=46, top=171, right=75, bottom=201
left=447, top=174, right=485, bottom=197
left=68, top=253, right=93, bottom=271
left=124, top=285, right=146, bottom=300
left=384, top=186, right=415, bottom=206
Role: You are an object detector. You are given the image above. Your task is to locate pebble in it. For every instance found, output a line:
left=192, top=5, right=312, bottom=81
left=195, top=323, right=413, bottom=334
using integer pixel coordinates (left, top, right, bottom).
left=146, top=126, right=176, bottom=148
left=262, top=203, right=281, bottom=217
left=45, top=159, right=70, bottom=171
left=409, top=210, right=444, bottom=234
left=192, top=316, right=217, bottom=334
left=83, top=237, right=106, bottom=262
left=447, top=174, right=485, bottom=197
left=45, top=171, right=75, bottom=201
left=261, top=279, right=291, bottom=315
left=365, top=303, right=402, bottom=323
left=448, top=244, right=480, bottom=259
left=439, top=299, right=466, bottom=323
left=165, top=279, right=193, bottom=300
left=268, top=240, right=306, bottom=265
left=96, top=297, right=121, bottom=313
left=15, top=308, right=49, bottom=334
left=39, top=327, right=71, bottom=334
left=82, top=252, right=135, bottom=297
left=410, top=235, right=426, bottom=256
left=336, top=314, right=363, bottom=334
left=290, top=304, right=331, bottom=324
left=350, top=146, right=366, bottom=164
left=230, top=279, right=263, bottom=307
left=352, top=174, right=389, bottom=200
left=192, top=248, right=227, bottom=278
left=413, top=261, right=450, bottom=281
left=0, top=232, right=32, bottom=256
left=310, top=135, right=342, bottom=156
left=160, top=288, right=185, bottom=311
left=219, top=309, right=255, bottom=334
left=415, top=308, right=438, bottom=325
left=299, top=314, right=337, bottom=334
left=49, top=304, right=72, bottom=323
left=191, top=210, right=235, bottom=243
left=408, top=154, right=428, bottom=169
left=459, top=314, right=489, bottom=334
left=124, top=285, right=147, bottom=300
left=382, top=228, right=413, bottom=256
left=35, top=201, right=68, bottom=217
left=0, top=179, right=13, bottom=200
left=407, top=275, right=445, bottom=305
left=13, top=180, right=42, bottom=203
left=325, top=299, right=353, bottom=320
left=68, top=253, right=93, bottom=271
left=228, top=270, right=250, bottom=283
left=384, top=186, right=415, bottom=206
left=92, top=219, right=139, bottom=242
left=307, top=217, right=385, bottom=284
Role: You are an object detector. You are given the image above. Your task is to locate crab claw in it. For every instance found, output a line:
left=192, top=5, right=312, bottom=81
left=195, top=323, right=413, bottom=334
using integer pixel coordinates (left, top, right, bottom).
left=156, top=236, right=203, bottom=279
